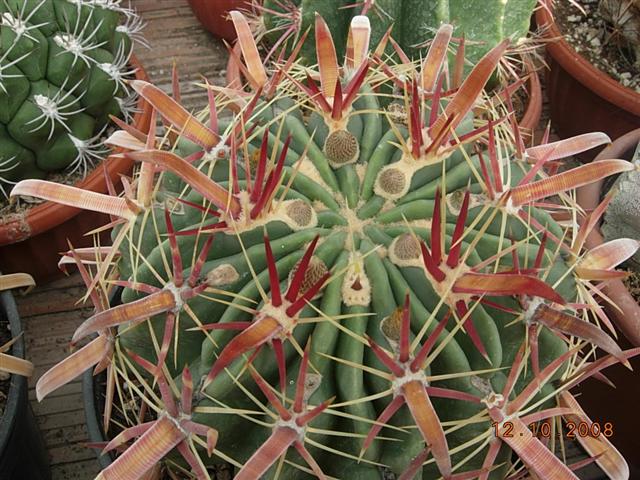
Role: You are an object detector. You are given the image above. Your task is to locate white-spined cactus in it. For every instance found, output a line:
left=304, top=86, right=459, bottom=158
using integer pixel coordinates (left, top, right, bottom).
left=0, top=0, right=144, bottom=197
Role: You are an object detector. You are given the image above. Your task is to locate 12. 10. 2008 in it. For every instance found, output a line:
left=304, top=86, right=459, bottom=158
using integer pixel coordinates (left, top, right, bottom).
left=492, top=421, right=614, bottom=438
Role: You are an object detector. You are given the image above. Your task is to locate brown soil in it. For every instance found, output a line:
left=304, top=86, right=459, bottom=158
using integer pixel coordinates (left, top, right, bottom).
left=0, top=169, right=87, bottom=218
left=623, top=267, right=640, bottom=303
left=555, top=0, right=640, bottom=92
left=511, top=82, right=529, bottom=122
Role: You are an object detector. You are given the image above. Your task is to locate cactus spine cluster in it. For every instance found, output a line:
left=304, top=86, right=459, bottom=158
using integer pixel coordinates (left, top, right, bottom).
left=0, top=0, right=144, bottom=197
left=17, top=9, right=639, bottom=480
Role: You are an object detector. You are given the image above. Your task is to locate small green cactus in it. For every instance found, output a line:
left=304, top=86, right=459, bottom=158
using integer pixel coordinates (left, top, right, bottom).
left=0, top=0, right=145, bottom=197
left=260, top=0, right=537, bottom=64
left=19, top=10, right=639, bottom=480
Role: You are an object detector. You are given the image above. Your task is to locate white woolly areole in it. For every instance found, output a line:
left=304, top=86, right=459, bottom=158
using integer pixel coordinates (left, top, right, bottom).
left=388, top=234, right=423, bottom=268
left=341, top=252, right=371, bottom=306
left=220, top=191, right=316, bottom=236
left=523, top=296, right=544, bottom=326
left=34, top=95, right=58, bottom=116
left=281, top=198, right=317, bottom=229
left=297, top=158, right=331, bottom=191
left=339, top=204, right=369, bottom=238
left=98, top=62, right=122, bottom=80
left=373, top=139, right=454, bottom=200
left=54, top=33, right=85, bottom=56
left=161, top=412, right=188, bottom=437
left=501, top=193, right=520, bottom=216
left=70, top=135, right=88, bottom=150
left=426, top=261, right=474, bottom=307
left=164, top=282, right=185, bottom=313
left=302, top=373, right=322, bottom=402
left=203, top=142, right=231, bottom=163
left=206, top=264, right=240, bottom=287
left=274, top=418, right=305, bottom=440
left=481, top=392, right=505, bottom=410
left=355, top=163, right=367, bottom=182
left=445, top=191, right=485, bottom=216
left=259, top=303, right=296, bottom=336
left=1, top=12, right=26, bottom=35
left=391, top=367, right=428, bottom=395
left=373, top=160, right=415, bottom=200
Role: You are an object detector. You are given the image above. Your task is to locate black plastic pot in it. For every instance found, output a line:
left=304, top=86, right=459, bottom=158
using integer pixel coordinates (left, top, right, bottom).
left=0, top=284, right=51, bottom=479
left=83, top=368, right=113, bottom=470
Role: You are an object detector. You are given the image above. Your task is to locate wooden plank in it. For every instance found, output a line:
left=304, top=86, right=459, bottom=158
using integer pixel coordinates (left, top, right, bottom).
left=29, top=380, right=83, bottom=401
left=33, top=393, right=84, bottom=417
left=48, top=442, right=100, bottom=465
left=16, top=274, right=86, bottom=295
left=24, top=312, right=90, bottom=335
left=52, top=460, right=101, bottom=480
left=32, top=363, right=89, bottom=383
left=26, top=332, right=85, bottom=359
left=24, top=311, right=92, bottom=334
left=36, top=409, right=89, bottom=432
left=43, top=423, right=94, bottom=449
left=17, top=289, right=92, bottom=317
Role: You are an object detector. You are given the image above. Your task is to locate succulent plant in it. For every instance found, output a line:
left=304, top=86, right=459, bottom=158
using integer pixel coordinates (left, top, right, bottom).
left=258, top=0, right=537, bottom=65
left=14, top=10, right=640, bottom=480
left=0, top=0, right=145, bottom=198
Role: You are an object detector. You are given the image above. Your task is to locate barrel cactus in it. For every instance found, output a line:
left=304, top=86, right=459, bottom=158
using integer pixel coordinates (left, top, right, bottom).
left=0, top=0, right=144, bottom=197
left=17, top=11, right=640, bottom=480
left=259, top=0, right=537, bottom=64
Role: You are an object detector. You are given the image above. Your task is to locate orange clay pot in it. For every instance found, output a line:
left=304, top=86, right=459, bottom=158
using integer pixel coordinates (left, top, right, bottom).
left=536, top=0, right=640, bottom=162
left=576, top=128, right=640, bottom=346
left=187, top=0, right=255, bottom=42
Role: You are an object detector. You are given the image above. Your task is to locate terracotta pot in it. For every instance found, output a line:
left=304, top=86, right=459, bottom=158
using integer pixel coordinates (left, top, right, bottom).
left=226, top=42, right=243, bottom=88
left=0, top=55, right=152, bottom=284
left=573, top=129, right=640, bottom=476
left=187, top=0, right=255, bottom=42
left=536, top=0, right=640, bottom=162
left=576, top=128, right=640, bottom=346
left=519, top=63, right=543, bottom=141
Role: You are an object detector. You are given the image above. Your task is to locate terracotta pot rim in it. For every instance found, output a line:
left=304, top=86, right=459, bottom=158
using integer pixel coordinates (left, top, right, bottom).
left=535, top=0, right=640, bottom=117
left=520, top=61, right=543, bottom=133
left=0, top=54, right=151, bottom=247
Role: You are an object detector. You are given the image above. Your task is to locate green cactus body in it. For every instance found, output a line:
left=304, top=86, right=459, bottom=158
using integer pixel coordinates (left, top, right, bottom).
left=0, top=0, right=142, bottom=196
left=263, top=0, right=536, bottom=64
left=109, top=62, right=585, bottom=479
left=20, top=11, right=630, bottom=480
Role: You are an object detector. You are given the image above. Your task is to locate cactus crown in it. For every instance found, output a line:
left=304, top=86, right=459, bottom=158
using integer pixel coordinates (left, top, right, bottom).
left=0, top=0, right=143, bottom=197
left=14, top=10, right=640, bottom=480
